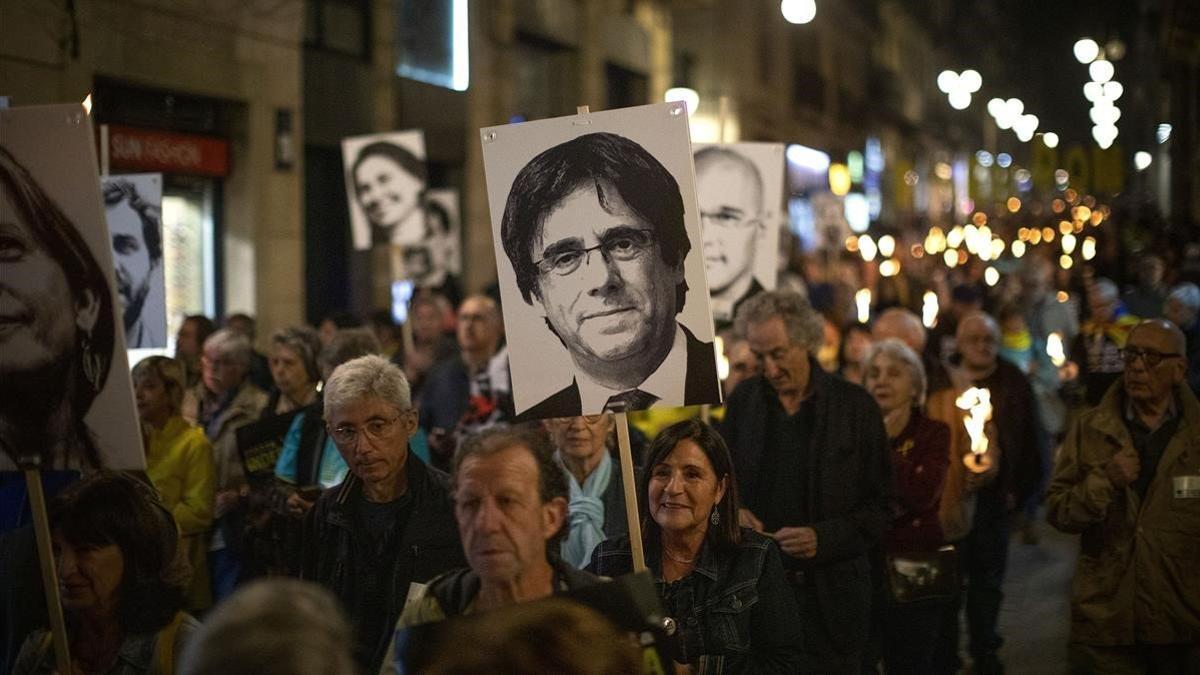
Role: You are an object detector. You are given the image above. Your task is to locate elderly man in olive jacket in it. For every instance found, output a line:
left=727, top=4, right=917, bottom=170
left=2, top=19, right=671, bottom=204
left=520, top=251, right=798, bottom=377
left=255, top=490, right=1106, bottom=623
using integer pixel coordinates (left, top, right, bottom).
left=1047, top=319, right=1200, bottom=674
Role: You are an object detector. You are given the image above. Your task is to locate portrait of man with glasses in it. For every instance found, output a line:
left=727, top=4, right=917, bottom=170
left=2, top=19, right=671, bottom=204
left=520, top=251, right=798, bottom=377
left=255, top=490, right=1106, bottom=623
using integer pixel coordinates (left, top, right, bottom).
left=493, top=122, right=721, bottom=419
left=692, top=144, right=782, bottom=325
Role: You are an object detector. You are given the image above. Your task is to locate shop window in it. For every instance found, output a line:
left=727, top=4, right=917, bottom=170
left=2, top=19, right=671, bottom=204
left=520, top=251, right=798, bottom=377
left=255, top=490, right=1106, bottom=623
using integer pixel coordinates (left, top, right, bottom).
left=395, top=0, right=469, bottom=91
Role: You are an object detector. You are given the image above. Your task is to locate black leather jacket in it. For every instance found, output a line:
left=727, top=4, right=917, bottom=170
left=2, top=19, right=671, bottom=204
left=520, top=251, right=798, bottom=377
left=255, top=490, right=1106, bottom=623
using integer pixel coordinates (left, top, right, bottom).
left=300, top=456, right=465, bottom=671
left=590, top=529, right=802, bottom=674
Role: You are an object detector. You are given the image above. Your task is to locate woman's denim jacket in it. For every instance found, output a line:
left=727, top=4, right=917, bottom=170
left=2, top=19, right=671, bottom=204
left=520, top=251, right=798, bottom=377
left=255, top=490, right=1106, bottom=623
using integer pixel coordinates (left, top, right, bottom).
left=591, top=528, right=801, bottom=674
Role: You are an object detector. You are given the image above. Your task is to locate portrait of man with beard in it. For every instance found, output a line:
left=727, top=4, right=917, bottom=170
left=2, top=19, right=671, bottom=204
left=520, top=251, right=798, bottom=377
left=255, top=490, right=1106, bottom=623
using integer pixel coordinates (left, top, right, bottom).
left=102, top=175, right=166, bottom=348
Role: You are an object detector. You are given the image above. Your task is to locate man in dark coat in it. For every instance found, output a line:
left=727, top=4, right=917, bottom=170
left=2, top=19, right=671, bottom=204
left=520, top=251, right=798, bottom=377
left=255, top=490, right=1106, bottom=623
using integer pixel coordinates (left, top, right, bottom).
left=301, top=355, right=464, bottom=673
left=935, top=312, right=1047, bottom=674
left=722, top=290, right=891, bottom=673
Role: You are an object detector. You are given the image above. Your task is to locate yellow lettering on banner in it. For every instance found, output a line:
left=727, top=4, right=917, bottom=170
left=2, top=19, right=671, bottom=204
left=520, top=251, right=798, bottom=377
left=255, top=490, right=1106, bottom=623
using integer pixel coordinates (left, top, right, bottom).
left=642, top=647, right=667, bottom=675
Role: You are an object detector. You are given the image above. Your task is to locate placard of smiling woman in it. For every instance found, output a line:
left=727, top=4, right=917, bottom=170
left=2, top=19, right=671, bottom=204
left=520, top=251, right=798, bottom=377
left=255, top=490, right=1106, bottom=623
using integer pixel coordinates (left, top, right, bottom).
left=0, top=104, right=144, bottom=471
left=481, top=102, right=722, bottom=420
left=341, top=130, right=426, bottom=251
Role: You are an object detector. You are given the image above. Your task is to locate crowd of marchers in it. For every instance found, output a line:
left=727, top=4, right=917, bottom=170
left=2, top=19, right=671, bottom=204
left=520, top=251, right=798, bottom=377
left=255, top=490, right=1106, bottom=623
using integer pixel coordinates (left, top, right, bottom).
left=2, top=236, right=1199, bottom=675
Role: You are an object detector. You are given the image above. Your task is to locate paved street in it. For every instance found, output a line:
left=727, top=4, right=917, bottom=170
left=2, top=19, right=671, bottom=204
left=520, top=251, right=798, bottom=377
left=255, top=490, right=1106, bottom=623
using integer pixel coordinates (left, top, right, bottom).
left=994, top=511, right=1078, bottom=674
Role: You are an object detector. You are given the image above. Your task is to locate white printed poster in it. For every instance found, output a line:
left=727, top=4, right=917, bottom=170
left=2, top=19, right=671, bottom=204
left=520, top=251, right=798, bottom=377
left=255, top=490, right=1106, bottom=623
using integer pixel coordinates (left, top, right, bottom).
left=481, top=102, right=722, bottom=419
left=0, top=104, right=145, bottom=471
left=342, top=130, right=427, bottom=251
left=102, top=173, right=166, bottom=348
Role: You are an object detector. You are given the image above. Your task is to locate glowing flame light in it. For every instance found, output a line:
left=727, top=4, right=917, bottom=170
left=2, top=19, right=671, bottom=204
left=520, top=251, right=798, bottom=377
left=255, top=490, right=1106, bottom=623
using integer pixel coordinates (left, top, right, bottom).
left=922, top=291, right=939, bottom=329
left=1081, top=236, right=1097, bottom=260
left=1047, top=332, right=1066, bottom=367
left=715, top=335, right=730, bottom=380
left=956, top=387, right=993, bottom=456
left=855, top=288, right=871, bottom=324
left=859, top=235, right=878, bottom=262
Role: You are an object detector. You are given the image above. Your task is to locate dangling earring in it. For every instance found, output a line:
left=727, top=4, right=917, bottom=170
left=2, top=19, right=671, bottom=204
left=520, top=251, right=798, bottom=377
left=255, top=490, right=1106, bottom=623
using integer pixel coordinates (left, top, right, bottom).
left=710, top=507, right=721, bottom=527
left=80, top=330, right=104, bottom=393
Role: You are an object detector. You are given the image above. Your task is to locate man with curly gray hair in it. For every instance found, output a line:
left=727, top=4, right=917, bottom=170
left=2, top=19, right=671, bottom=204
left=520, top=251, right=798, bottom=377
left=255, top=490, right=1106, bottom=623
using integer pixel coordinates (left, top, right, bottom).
left=301, top=355, right=464, bottom=673
left=725, top=290, right=890, bottom=672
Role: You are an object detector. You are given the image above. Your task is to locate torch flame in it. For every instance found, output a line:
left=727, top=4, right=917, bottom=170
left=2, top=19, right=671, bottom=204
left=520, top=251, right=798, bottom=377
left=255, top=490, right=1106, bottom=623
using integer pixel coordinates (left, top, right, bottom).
left=855, top=288, right=871, bottom=324
left=1046, top=332, right=1066, bottom=367
left=955, top=387, right=992, bottom=456
left=922, top=291, right=939, bottom=328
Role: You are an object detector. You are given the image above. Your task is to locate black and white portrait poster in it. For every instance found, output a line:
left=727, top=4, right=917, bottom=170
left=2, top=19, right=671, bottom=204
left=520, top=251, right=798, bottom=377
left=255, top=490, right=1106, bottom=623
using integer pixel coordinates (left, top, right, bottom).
left=393, top=188, right=462, bottom=288
left=0, top=104, right=144, bottom=471
left=341, top=130, right=427, bottom=251
left=693, top=143, right=783, bottom=323
left=481, top=102, right=722, bottom=419
left=101, top=173, right=166, bottom=349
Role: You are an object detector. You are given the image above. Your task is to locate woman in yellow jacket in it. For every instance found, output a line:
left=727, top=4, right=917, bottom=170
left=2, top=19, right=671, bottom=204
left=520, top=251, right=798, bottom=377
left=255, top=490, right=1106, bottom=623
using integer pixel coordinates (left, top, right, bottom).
left=134, top=355, right=217, bottom=612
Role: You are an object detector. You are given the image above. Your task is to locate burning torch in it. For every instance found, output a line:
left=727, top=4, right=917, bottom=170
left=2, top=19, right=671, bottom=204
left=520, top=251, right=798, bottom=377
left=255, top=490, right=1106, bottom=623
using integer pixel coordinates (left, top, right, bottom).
left=956, top=386, right=994, bottom=473
left=1046, top=332, right=1066, bottom=367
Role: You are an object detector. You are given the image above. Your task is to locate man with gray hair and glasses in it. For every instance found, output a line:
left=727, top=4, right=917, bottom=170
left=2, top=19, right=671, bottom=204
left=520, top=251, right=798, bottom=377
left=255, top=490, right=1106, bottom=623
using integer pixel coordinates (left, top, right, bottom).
left=301, top=354, right=464, bottom=674
left=722, top=290, right=890, bottom=673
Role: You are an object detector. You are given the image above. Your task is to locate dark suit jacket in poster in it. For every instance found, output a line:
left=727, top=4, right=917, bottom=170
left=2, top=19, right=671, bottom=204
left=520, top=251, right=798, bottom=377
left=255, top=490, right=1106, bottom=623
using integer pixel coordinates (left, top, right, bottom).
left=516, top=324, right=720, bottom=421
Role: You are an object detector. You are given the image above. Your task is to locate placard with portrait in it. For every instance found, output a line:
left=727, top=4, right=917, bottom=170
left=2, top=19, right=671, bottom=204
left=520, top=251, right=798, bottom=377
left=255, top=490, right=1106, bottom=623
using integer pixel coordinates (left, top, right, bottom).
left=0, top=104, right=144, bottom=471
left=341, top=130, right=427, bottom=251
left=692, top=143, right=783, bottom=324
left=481, top=102, right=722, bottom=419
left=101, top=173, right=166, bottom=349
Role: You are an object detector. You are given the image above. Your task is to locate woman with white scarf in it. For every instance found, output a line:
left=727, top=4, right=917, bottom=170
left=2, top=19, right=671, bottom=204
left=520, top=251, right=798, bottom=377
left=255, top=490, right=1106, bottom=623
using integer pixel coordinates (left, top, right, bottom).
left=544, top=414, right=634, bottom=568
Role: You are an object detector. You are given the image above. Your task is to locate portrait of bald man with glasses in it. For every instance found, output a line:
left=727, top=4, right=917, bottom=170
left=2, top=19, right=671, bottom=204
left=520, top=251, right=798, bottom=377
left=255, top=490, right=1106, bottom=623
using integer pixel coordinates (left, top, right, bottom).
left=497, top=129, right=721, bottom=419
left=693, top=144, right=782, bottom=325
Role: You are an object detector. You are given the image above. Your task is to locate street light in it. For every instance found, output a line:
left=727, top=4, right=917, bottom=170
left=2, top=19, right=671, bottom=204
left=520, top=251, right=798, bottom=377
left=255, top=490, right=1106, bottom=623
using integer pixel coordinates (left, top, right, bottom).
left=1134, top=151, right=1152, bottom=171
left=664, top=87, right=700, bottom=116
left=1073, top=38, right=1100, bottom=64
left=1089, top=59, right=1115, bottom=83
left=1042, top=132, right=1059, bottom=148
left=781, top=0, right=816, bottom=24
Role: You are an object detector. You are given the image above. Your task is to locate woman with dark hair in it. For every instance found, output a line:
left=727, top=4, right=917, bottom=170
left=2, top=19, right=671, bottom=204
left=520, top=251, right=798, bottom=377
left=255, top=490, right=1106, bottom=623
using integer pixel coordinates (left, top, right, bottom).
left=350, top=141, right=426, bottom=247
left=12, top=471, right=199, bottom=674
left=837, top=321, right=874, bottom=384
left=589, top=419, right=801, bottom=673
left=133, top=356, right=216, bottom=613
left=0, top=144, right=116, bottom=472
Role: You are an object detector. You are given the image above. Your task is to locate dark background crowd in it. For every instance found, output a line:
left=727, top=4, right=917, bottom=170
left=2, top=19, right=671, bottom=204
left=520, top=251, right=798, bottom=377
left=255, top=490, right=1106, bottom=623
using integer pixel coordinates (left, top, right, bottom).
left=2, top=212, right=1198, bottom=674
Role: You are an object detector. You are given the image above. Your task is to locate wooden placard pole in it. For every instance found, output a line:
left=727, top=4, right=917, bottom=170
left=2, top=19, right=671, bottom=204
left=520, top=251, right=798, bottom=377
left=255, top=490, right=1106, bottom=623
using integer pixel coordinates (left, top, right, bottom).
left=20, top=460, right=72, bottom=673
left=99, top=124, right=110, bottom=176
left=400, top=312, right=415, bottom=360
left=613, top=410, right=647, bottom=573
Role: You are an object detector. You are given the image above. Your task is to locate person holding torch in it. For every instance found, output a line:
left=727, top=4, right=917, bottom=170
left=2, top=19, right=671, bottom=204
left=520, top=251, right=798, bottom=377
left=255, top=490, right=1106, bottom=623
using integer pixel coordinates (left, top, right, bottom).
left=935, top=312, right=1047, bottom=674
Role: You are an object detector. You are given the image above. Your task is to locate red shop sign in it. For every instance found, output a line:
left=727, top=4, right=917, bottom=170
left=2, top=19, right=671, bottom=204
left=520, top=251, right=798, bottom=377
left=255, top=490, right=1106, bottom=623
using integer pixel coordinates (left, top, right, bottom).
left=106, top=124, right=230, bottom=177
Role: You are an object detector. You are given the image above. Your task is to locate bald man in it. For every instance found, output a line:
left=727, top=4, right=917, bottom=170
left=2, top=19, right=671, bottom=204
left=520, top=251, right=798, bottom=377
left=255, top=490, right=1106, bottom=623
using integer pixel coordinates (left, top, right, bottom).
left=1048, top=320, right=1199, bottom=673
left=695, top=147, right=766, bottom=324
left=934, top=312, right=1047, bottom=674
left=417, top=296, right=511, bottom=468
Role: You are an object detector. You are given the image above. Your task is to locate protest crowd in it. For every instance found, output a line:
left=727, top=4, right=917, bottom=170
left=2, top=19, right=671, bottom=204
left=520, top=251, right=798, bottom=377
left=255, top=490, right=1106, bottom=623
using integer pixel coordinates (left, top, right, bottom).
left=3, top=206, right=1198, bottom=674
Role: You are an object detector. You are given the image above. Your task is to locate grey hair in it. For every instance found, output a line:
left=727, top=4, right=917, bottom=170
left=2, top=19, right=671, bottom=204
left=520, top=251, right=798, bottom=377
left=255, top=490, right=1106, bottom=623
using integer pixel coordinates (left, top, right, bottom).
left=323, top=354, right=412, bottom=419
left=1168, top=282, right=1200, bottom=311
left=734, top=290, right=825, bottom=353
left=864, top=338, right=928, bottom=406
left=203, top=328, right=253, bottom=370
left=1090, top=277, right=1119, bottom=303
left=318, top=328, right=381, bottom=378
left=270, top=326, right=322, bottom=383
left=179, top=579, right=355, bottom=675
